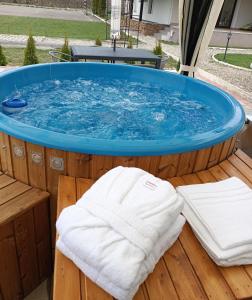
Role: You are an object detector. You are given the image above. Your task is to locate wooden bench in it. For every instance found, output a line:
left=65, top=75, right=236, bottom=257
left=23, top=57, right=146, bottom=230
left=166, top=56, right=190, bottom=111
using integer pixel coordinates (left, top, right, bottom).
left=0, top=172, right=51, bottom=300
left=54, top=149, right=252, bottom=300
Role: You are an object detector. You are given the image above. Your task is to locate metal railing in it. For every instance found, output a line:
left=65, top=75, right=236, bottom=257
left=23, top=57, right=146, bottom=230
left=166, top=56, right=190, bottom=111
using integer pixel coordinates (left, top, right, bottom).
left=48, top=50, right=73, bottom=62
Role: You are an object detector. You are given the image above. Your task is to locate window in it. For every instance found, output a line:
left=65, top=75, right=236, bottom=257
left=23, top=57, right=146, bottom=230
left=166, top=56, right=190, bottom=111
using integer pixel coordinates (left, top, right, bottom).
left=148, top=0, right=153, bottom=14
left=217, top=0, right=237, bottom=28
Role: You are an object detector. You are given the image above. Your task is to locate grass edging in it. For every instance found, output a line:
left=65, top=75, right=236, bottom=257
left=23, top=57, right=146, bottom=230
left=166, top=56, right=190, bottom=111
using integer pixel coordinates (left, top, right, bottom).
left=212, top=53, right=252, bottom=72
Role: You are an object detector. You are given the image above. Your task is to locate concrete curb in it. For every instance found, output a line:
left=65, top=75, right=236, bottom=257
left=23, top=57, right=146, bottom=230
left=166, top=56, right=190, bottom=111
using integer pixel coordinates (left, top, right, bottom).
left=212, top=54, right=252, bottom=72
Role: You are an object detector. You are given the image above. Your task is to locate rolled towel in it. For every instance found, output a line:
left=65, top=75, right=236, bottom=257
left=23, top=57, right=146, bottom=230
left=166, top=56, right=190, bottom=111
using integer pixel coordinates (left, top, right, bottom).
left=56, top=166, right=184, bottom=299
left=177, top=177, right=252, bottom=266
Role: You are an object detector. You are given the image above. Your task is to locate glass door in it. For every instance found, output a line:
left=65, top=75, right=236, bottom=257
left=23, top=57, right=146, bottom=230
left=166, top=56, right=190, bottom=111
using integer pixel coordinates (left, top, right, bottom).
left=216, top=0, right=237, bottom=28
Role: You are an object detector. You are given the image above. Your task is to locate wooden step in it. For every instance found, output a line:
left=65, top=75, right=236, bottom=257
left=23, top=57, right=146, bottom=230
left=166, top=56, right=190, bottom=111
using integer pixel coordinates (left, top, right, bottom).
left=0, top=174, right=51, bottom=299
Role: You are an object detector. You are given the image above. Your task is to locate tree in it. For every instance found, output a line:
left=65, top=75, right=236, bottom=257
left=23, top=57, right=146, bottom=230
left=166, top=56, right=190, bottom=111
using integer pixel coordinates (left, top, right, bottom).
left=23, top=34, right=39, bottom=65
left=153, top=41, right=162, bottom=56
left=127, top=37, right=133, bottom=49
left=60, top=37, right=71, bottom=62
left=99, top=0, right=106, bottom=17
left=95, top=37, right=102, bottom=46
left=92, top=0, right=106, bottom=17
left=92, top=0, right=99, bottom=14
left=0, top=45, right=7, bottom=66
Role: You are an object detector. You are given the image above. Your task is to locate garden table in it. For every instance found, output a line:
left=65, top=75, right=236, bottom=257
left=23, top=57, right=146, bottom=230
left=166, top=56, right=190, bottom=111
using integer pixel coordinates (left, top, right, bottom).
left=71, top=45, right=162, bottom=69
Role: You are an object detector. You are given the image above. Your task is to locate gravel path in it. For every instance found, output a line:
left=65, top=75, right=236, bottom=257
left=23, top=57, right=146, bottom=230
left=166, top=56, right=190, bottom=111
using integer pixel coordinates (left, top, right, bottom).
left=135, top=34, right=252, bottom=95
left=200, top=48, right=252, bottom=94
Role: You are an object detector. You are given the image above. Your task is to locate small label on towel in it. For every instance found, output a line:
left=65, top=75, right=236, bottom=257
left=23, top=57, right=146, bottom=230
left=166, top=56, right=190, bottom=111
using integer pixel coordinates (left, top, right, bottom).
left=144, top=180, right=157, bottom=190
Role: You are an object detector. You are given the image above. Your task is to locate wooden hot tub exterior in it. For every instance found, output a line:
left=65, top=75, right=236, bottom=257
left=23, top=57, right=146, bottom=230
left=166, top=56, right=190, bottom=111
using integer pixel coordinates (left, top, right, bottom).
left=0, top=132, right=237, bottom=204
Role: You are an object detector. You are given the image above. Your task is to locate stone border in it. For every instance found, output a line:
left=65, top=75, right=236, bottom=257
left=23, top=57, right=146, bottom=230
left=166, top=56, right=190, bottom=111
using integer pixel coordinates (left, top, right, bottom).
left=212, top=53, right=252, bottom=72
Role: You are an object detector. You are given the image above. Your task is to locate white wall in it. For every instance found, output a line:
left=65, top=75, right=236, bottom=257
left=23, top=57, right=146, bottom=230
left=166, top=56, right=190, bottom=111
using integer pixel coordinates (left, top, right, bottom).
left=170, top=0, right=179, bottom=24
left=133, top=0, right=173, bottom=25
left=231, top=0, right=252, bottom=29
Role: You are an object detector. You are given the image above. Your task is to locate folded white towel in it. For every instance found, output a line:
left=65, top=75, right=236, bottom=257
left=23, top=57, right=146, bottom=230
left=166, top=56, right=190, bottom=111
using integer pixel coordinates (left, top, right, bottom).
left=177, top=177, right=252, bottom=266
left=57, top=166, right=185, bottom=299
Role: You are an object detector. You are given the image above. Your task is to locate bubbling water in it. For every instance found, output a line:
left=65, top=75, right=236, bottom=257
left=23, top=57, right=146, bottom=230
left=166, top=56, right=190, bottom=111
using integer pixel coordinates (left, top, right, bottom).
left=1, top=77, right=221, bottom=140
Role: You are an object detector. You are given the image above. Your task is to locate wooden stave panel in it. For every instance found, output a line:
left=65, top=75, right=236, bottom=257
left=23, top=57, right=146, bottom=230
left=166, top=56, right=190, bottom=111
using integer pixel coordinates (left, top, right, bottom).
left=46, top=148, right=67, bottom=246
left=0, top=199, right=51, bottom=299
left=10, top=137, right=29, bottom=184
left=0, top=133, right=13, bottom=177
left=33, top=201, right=52, bottom=281
left=14, top=210, right=40, bottom=296
left=1, top=134, right=238, bottom=185
left=1, top=133, right=238, bottom=247
left=0, top=222, right=23, bottom=300
left=27, top=143, right=47, bottom=190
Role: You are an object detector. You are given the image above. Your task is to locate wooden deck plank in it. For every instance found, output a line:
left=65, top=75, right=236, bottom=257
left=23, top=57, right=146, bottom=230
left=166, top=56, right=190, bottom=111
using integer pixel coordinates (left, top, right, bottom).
left=246, top=267, right=252, bottom=281
left=235, top=149, right=252, bottom=169
left=219, top=160, right=252, bottom=188
left=134, top=285, right=149, bottom=300
left=208, top=165, right=230, bottom=180
left=228, top=154, right=252, bottom=184
left=54, top=176, right=81, bottom=300
left=163, top=240, right=208, bottom=300
left=180, top=224, right=236, bottom=300
left=196, top=170, right=216, bottom=182
left=0, top=188, right=49, bottom=226
left=0, top=174, right=16, bottom=189
left=144, top=259, right=179, bottom=300
left=0, top=181, right=32, bottom=206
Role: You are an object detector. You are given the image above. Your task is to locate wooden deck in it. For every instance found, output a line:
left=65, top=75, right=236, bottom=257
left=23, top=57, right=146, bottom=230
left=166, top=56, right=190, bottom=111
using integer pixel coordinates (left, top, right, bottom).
left=54, top=149, right=252, bottom=300
left=0, top=171, right=51, bottom=299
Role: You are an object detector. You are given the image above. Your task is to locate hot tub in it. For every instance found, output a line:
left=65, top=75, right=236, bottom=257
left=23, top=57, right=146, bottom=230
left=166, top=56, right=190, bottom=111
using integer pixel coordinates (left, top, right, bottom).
left=0, top=63, right=245, bottom=196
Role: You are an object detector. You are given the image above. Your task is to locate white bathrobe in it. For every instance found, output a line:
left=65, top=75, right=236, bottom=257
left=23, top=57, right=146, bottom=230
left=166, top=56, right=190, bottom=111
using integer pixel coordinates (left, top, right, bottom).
left=57, top=166, right=185, bottom=300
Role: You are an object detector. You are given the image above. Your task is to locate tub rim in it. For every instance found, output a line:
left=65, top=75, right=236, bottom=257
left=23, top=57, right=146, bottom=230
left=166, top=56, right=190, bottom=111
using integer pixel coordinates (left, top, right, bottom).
left=0, top=63, right=245, bottom=156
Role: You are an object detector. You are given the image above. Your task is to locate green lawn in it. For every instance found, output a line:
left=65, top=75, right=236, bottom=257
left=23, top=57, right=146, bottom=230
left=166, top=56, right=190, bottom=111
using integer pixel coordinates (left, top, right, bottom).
left=3, top=47, right=51, bottom=65
left=166, top=56, right=179, bottom=70
left=215, top=53, right=252, bottom=69
left=0, top=15, right=107, bottom=40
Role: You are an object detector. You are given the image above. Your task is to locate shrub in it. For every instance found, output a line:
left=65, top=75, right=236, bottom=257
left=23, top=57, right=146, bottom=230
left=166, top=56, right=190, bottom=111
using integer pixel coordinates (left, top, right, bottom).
left=95, top=37, right=102, bottom=46
left=153, top=41, right=162, bottom=56
left=0, top=45, right=7, bottom=66
left=23, top=34, right=39, bottom=65
left=60, top=37, right=71, bottom=61
left=127, top=37, right=133, bottom=49
left=176, top=59, right=181, bottom=72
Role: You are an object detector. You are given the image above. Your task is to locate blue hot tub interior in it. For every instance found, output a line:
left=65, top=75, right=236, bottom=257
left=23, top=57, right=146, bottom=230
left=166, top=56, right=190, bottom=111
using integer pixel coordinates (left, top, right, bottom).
left=0, top=63, right=245, bottom=156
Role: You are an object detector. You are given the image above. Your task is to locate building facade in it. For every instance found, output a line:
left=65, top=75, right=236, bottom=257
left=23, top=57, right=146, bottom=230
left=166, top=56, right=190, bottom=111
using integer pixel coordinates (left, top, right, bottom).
left=132, top=0, right=252, bottom=47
